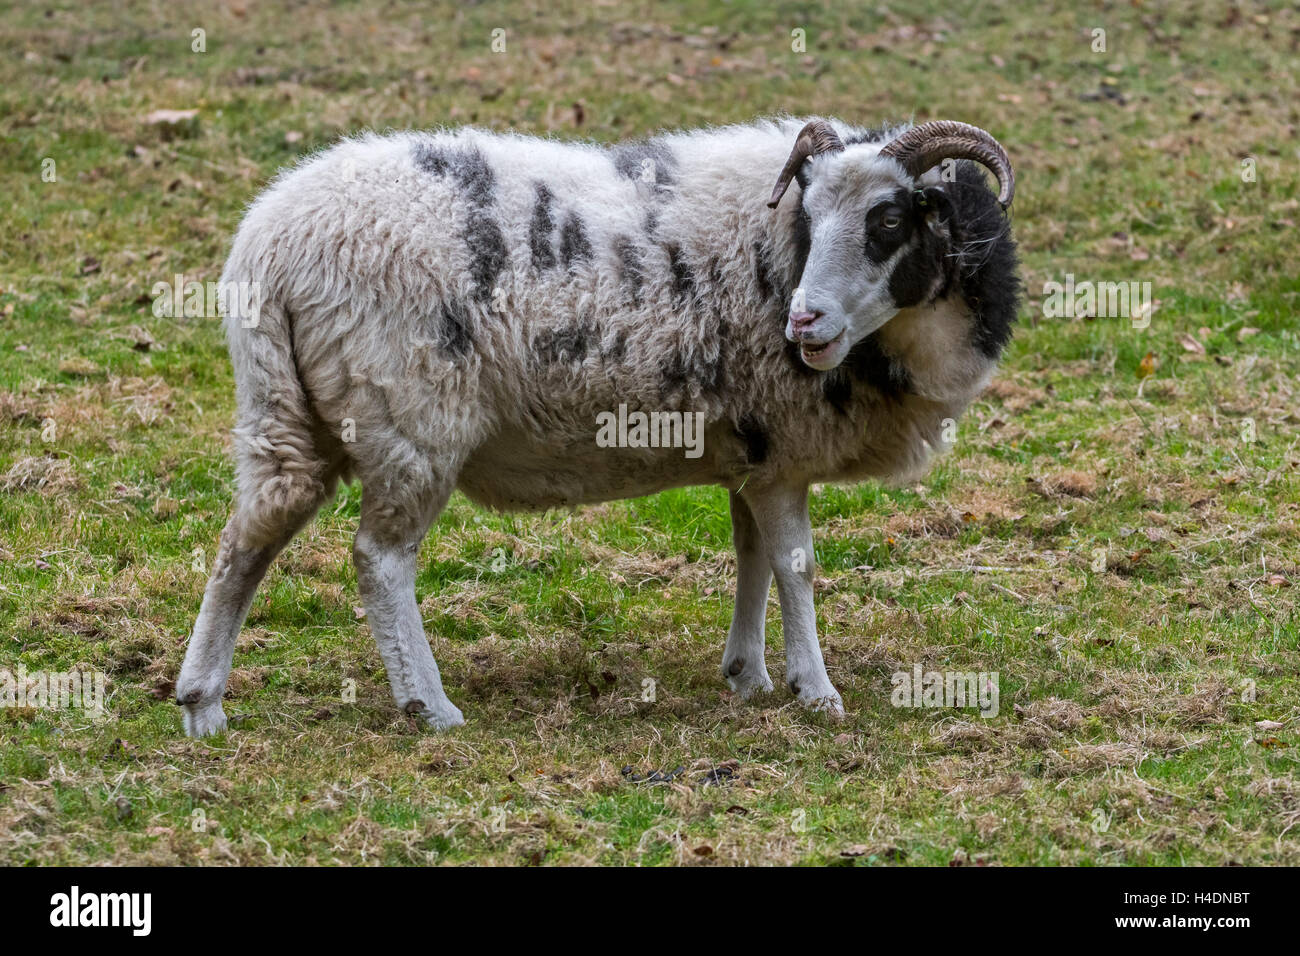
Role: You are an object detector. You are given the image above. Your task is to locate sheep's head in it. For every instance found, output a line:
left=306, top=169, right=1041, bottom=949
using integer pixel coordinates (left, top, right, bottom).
left=768, top=120, right=1014, bottom=371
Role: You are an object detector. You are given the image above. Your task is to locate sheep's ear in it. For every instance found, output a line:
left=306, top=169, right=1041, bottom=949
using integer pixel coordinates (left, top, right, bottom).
left=914, top=186, right=955, bottom=240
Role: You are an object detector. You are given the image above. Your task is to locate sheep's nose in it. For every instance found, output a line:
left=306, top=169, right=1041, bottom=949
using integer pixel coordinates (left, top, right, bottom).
left=789, top=310, right=823, bottom=335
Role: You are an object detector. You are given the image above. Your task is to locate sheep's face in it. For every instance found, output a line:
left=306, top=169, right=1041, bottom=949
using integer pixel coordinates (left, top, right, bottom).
left=786, top=149, right=948, bottom=372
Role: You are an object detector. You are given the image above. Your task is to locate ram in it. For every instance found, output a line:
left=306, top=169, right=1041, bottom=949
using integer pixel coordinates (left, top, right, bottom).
left=176, top=117, right=1020, bottom=737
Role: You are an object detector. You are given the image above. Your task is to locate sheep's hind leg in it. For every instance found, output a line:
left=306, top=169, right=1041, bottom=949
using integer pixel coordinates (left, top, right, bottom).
left=721, top=490, right=775, bottom=699
left=353, top=467, right=464, bottom=731
left=178, top=473, right=332, bottom=737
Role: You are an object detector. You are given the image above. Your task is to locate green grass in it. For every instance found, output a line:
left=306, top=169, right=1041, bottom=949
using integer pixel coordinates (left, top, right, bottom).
left=0, top=0, right=1297, bottom=865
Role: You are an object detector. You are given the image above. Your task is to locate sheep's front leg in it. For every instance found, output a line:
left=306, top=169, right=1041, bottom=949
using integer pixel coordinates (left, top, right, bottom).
left=721, top=490, right=775, bottom=698
left=741, top=482, right=844, bottom=717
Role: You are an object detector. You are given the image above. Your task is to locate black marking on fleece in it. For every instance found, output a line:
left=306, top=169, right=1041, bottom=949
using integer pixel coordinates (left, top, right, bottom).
left=665, top=243, right=695, bottom=302
left=753, top=241, right=776, bottom=302
left=787, top=204, right=812, bottom=294
left=611, top=140, right=677, bottom=194
left=808, top=332, right=916, bottom=413
left=818, top=334, right=913, bottom=413
left=614, top=236, right=644, bottom=305
left=842, top=125, right=891, bottom=146
left=413, top=142, right=495, bottom=207
left=428, top=300, right=474, bottom=358
left=559, top=213, right=593, bottom=270
left=466, top=217, right=507, bottom=301
left=602, top=329, right=628, bottom=365
left=735, top=414, right=769, bottom=465
left=704, top=257, right=725, bottom=295
left=820, top=370, right=853, bottom=413
left=529, top=183, right=556, bottom=271
left=533, top=322, right=593, bottom=366
left=815, top=333, right=912, bottom=413
left=660, top=319, right=726, bottom=398
left=661, top=351, right=725, bottom=396
left=848, top=333, right=912, bottom=399
left=414, top=140, right=508, bottom=304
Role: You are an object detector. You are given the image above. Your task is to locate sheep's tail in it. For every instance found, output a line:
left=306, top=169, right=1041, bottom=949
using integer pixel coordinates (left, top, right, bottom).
left=219, top=234, right=330, bottom=547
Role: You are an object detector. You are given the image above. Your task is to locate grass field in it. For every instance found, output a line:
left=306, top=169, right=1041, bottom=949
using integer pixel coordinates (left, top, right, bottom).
left=0, top=0, right=1297, bottom=865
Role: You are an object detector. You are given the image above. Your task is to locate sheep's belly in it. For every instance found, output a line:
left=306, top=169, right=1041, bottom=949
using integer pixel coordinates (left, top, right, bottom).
left=457, top=433, right=726, bottom=511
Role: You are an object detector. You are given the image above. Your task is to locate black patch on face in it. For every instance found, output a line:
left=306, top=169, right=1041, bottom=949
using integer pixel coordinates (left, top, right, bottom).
left=413, top=142, right=495, bottom=207
left=431, top=300, right=473, bottom=358
left=944, top=161, right=1022, bottom=358
left=465, top=216, right=508, bottom=301
left=863, top=189, right=915, bottom=264
left=888, top=240, right=944, bottom=309
left=665, top=243, right=694, bottom=302
left=559, top=213, right=593, bottom=270
left=529, top=183, right=556, bottom=271
left=533, top=323, right=592, bottom=365
left=753, top=241, right=775, bottom=302
left=611, top=140, right=677, bottom=194
left=613, top=236, right=644, bottom=305
left=884, top=187, right=959, bottom=310
left=870, top=163, right=1022, bottom=358
left=735, top=413, right=769, bottom=465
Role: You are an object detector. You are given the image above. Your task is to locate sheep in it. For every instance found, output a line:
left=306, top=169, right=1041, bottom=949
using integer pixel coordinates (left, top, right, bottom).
left=176, top=116, right=1020, bottom=737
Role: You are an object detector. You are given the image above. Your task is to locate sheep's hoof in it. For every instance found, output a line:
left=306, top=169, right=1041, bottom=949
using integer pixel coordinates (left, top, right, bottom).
left=413, top=699, right=465, bottom=731
left=797, top=687, right=845, bottom=720
left=181, top=699, right=229, bottom=738
left=724, top=658, right=775, bottom=699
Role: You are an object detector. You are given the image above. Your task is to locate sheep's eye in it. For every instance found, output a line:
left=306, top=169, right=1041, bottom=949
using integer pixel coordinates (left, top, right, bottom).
left=882, top=215, right=901, bottom=229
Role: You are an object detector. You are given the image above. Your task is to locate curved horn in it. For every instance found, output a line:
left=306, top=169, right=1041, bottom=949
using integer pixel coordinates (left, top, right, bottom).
left=879, top=120, right=1015, bottom=209
left=766, top=120, right=845, bottom=209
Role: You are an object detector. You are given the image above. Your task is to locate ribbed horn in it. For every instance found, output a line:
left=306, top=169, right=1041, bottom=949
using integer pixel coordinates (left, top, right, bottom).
left=766, top=120, right=845, bottom=209
left=878, top=120, right=1015, bottom=209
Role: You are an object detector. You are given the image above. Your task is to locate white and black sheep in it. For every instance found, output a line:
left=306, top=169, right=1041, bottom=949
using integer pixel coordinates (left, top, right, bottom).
left=177, top=117, right=1020, bottom=736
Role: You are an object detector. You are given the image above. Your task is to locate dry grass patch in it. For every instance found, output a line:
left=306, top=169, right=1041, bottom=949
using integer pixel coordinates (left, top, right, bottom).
left=1, top=454, right=78, bottom=494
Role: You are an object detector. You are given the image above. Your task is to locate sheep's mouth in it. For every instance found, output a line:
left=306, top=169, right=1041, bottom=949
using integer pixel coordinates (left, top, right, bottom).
left=799, top=329, right=846, bottom=367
